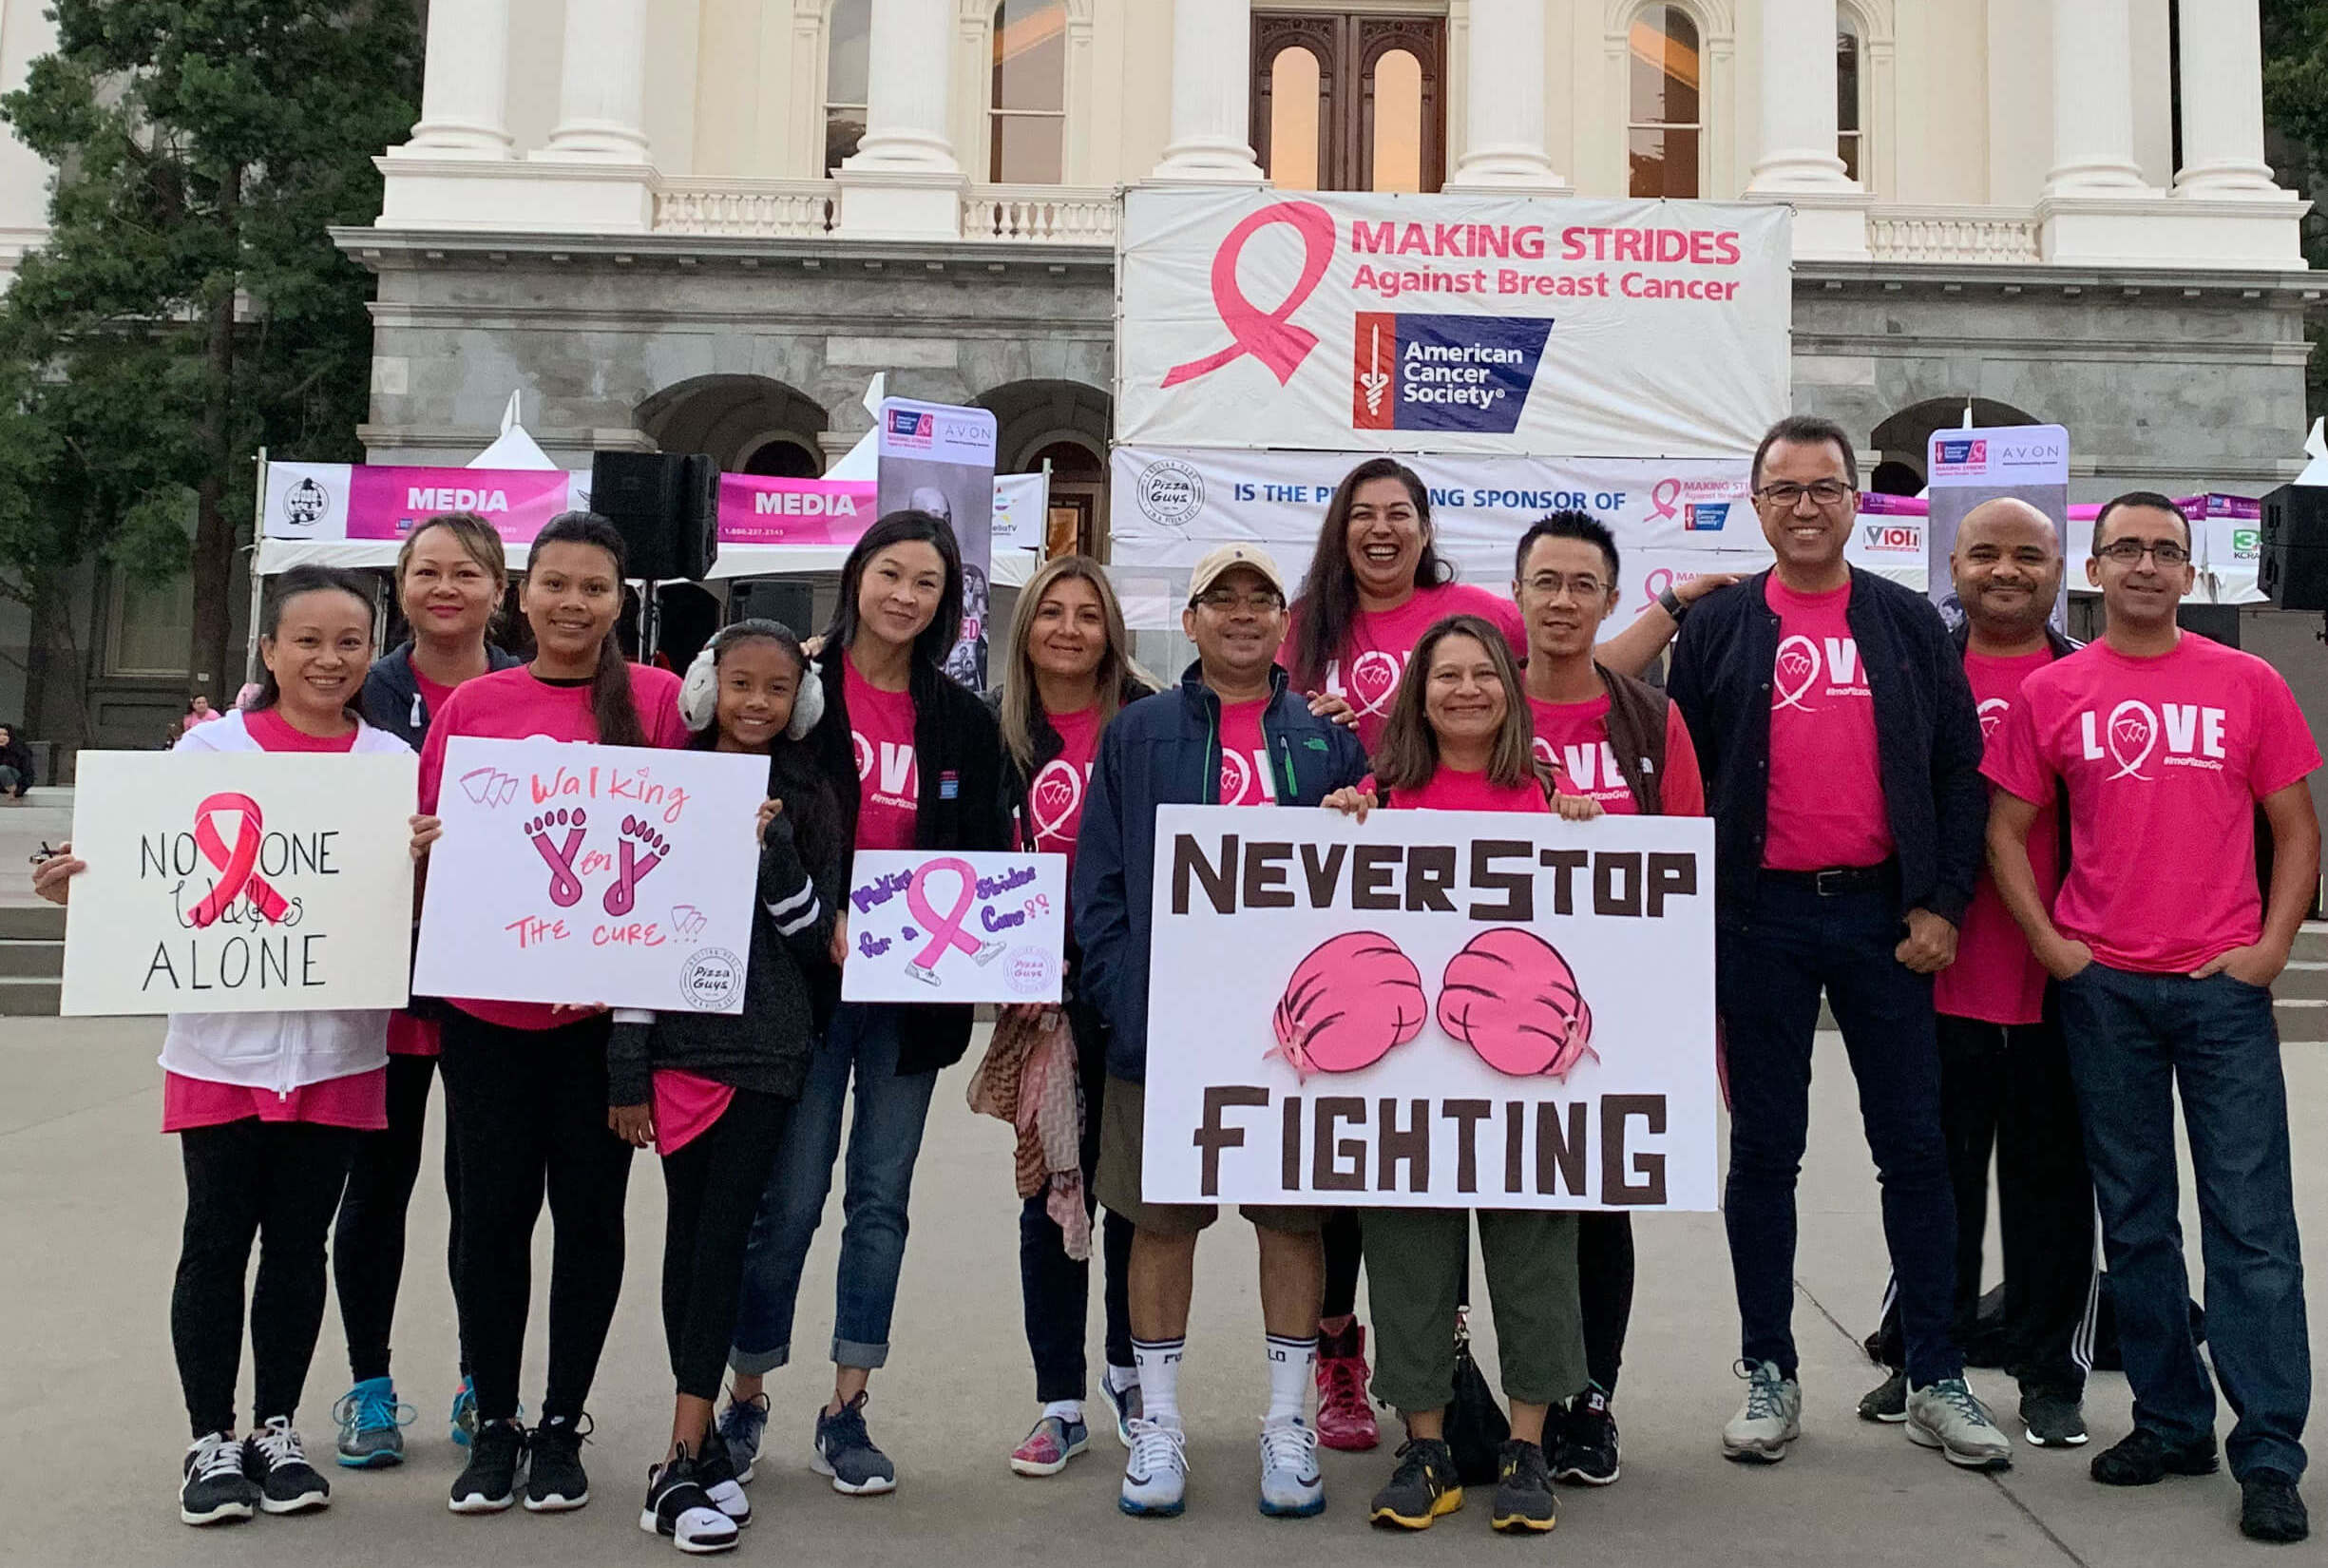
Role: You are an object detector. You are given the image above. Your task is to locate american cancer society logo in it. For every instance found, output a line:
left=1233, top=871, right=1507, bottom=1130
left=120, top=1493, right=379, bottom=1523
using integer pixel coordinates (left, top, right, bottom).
left=885, top=409, right=935, bottom=449
left=1351, top=312, right=1553, bottom=434
left=1930, top=437, right=1990, bottom=478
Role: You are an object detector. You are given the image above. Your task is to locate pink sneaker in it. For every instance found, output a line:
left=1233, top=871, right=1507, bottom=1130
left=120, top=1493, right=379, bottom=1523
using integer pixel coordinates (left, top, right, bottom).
left=1315, top=1327, right=1380, bottom=1452
left=1008, top=1413, right=1090, bottom=1478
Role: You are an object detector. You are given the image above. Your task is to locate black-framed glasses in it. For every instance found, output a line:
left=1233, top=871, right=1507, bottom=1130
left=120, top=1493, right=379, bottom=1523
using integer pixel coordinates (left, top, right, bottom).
left=2095, top=539, right=2190, bottom=566
left=1193, top=588, right=1284, bottom=613
left=1753, top=479, right=1855, bottom=507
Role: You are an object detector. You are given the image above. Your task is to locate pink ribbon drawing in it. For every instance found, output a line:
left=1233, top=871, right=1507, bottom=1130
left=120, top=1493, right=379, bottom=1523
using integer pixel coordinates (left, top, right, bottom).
left=1649, top=478, right=1683, bottom=522
left=1161, top=201, right=1338, bottom=389
left=1639, top=565, right=1675, bottom=610
left=904, top=857, right=1004, bottom=986
left=188, top=793, right=291, bottom=928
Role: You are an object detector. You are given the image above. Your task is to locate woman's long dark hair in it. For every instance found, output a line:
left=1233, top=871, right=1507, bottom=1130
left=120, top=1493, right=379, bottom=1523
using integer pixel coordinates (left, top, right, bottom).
left=692, top=621, right=843, bottom=878
left=251, top=564, right=376, bottom=721
left=1288, top=457, right=1451, bottom=690
left=823, top=510, right=965, bottom=670
left=529, top=511, right=645, bottom=747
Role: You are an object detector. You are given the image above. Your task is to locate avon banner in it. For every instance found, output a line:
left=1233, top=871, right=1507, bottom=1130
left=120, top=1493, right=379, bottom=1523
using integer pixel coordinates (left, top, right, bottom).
left=1116, top=187, right=1791, bottom=457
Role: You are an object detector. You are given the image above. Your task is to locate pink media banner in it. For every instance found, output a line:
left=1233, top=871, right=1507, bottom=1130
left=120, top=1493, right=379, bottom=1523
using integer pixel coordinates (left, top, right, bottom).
left=343, top=467, right=578, bottom=543
left=716, top=475, right=880, bottom=547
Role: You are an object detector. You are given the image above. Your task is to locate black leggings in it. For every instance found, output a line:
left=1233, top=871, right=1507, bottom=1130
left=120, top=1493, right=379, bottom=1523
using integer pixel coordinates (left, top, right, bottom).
left=660, top=1088, right=793, bottom=1403
left=1323, top=1212, right=1363, bottom=1322
left=174, top=1119, right=359, bottom=1437
left=1577, top=1212, right=1635, bottom=1396
left=439, top=1010, right=634, bottom=1425
left=333, top=1052, right=462, bottom=1384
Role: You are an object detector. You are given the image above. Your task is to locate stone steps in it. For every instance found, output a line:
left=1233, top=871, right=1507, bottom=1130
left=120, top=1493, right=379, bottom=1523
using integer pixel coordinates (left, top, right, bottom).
left=0, top=903, right=63, bottom=1015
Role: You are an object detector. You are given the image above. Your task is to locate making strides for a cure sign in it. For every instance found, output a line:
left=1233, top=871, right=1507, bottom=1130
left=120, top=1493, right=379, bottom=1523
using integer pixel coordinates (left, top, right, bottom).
left=412, top=736, right=767, bottom=1013
left=59, top=751, right=420, bottom=1015
left=840, top=849, right=1068, bottom=1004
left=1138, top=806, right=1719, bottom=1212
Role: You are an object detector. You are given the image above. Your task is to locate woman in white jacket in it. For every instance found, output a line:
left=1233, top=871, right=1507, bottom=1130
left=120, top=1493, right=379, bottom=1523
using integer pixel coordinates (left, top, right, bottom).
left=35, top=565, right=438, bottom=1529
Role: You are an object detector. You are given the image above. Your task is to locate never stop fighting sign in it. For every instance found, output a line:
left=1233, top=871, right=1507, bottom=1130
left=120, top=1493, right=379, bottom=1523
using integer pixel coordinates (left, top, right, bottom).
left=1141, top=807, right=1719, bottom=1211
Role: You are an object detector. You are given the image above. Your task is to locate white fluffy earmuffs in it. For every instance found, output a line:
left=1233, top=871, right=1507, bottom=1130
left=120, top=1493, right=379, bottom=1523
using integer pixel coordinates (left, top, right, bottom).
left=678, top=634, right=823, bottom=740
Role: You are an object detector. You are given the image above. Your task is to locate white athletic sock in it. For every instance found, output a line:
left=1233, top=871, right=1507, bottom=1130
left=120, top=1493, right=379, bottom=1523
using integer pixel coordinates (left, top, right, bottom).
left=1265, top=1333, right=1318, bottom=1425
left=1134, top=1337, right=1185, bottom=1426
left=1106, top=1362, right=1139, bottom=1393
left=1042, top=1398, right=1084, bottom=1425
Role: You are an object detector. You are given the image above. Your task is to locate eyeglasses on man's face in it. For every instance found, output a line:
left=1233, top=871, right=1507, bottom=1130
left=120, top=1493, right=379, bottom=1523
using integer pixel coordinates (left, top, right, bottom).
left=1193, top=588, right=1284, bottom=613
left=1752, top=479, right=1855, bottom=508
left=1522, top=572, right=1609, bottom=602
left=2095, top=539, right=2190, bottom=566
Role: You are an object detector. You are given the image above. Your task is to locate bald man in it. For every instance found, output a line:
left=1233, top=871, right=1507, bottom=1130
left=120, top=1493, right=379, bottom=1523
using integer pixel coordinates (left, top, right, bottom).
left=1860, top=498, right=2096, bottom=1450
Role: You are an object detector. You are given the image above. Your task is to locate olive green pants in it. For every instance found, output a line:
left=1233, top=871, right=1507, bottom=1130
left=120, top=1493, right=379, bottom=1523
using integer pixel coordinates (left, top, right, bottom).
left=1361, top=1208, right=1588, bottom=1416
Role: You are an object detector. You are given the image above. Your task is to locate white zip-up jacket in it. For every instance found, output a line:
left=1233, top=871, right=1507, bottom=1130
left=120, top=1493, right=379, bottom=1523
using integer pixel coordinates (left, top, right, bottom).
left=155, top=710, right=410, bottom=1097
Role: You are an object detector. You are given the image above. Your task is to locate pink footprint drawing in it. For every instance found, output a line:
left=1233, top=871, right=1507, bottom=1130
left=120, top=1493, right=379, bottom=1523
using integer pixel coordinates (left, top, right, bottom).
left=525, top=808, right=588, bottom=908
left=603, top=815, right=669, bottom=917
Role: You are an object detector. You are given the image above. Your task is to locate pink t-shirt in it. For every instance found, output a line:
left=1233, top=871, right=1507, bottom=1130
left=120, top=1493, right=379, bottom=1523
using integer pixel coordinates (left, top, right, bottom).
left=1763, top=577, right=1893, bottom=871
left=1284, top=582, right=1527, bottom=754
left=1217, top=698, right=1276, bottom=805
left=1936, top=648, right=2062, bottom=1025
left=391, top=671, right=466, bottom=1059
left=417, top=661, right=691, bottom=1031
left=1984, top=634, right=2320, bottom=975
left=845, top=662, right=920, bottom=851
left=1025, top=705, right=1102, bottom=872
left=652, top=1067, right=735, bottom=1156
left=1396, top=766, right=1551, bottom=814
left=1528, top=694, right=1707, bottom=817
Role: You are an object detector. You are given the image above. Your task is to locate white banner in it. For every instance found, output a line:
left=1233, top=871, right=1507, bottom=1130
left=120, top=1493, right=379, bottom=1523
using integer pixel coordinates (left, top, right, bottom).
left=413, top=738, right=768, bottom=1013
left=839, top=851, right=1067, bottom=1004
left=61, top=752, right=419, bottom=1016
left=1116, top=187, right=1791, bottom=456
left=1140, top=806, right=1719, bottom=1211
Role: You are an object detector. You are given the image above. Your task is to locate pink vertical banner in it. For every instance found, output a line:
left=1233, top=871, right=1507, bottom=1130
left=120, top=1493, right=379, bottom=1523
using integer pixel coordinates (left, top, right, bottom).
left=716, top=475, right=881, bottom=547
left=345, top=468, right=579, bottom=544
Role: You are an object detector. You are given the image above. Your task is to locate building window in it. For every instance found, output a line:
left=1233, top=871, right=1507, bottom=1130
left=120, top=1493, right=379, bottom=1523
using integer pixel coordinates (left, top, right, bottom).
left=1268, top=45, right=1325, bottom=190
left=1628, top=4, right=1701, bottom=199
left=1837, top=10, right=1863, bottom=182
left=990, top=0, right=1067, bottom=182
left=1367, top=48, right=1424, bottom=193
left=825, top=0, right=870, bottom=175
left=106, top=570, right=194, bottom=679
left=1252, top=12, right=1443, bottom=192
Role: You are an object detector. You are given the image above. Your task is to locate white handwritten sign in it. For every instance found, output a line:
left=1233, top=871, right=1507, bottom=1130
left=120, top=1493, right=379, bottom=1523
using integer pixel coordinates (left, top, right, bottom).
left=413, top=737, right=767, bottom=1012
left=60, top=751, right=419, bottom=1015
left=840, top=850, right=1067, bottom=1004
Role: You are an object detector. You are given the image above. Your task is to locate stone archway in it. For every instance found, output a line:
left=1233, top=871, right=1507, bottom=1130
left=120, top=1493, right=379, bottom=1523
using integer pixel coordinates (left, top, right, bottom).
left=635, top=374, right=830, bottom=474
left=1869, top=396, right=2045, bottom=490
left=972, top=378, right=1113, bottom=558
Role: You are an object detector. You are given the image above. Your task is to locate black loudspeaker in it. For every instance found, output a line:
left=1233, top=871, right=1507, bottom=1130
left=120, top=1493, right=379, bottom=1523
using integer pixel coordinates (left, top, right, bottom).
left=730, top=578, right=816, bottom=638
left=2175, top=603, right=2242, bottom=648
left=591, top=450, right=719, bottom=581
left=2259, top=483, right=2328, bottom=611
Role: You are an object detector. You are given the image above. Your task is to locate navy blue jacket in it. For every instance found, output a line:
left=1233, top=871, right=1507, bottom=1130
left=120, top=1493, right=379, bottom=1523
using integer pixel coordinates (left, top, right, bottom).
left=359, top=641, right=524, bottom=751
left=1668, top=568, right=1985, bottom=927
left=1072, top=663, right=1370, bottom=1082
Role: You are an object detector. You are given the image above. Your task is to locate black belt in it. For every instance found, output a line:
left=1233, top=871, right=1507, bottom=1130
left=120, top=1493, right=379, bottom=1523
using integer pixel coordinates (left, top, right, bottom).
left=1761, top=860, right=1899, bottom=896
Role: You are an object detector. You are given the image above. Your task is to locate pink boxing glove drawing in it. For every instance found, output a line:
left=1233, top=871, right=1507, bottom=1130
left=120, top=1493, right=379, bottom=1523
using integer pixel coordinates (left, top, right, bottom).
left=1269, top=932, right=1427, bottom=1079
left=1437, top=927, right=1597, bottom=1080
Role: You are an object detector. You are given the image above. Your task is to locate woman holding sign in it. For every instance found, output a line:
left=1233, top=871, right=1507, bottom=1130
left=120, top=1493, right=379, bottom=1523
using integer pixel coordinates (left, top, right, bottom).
left=36, top=565, right=431, bottom=1528
left=711, top=511, right=1010, bottom=1498
left=415, top=512, right=691, bottom=1519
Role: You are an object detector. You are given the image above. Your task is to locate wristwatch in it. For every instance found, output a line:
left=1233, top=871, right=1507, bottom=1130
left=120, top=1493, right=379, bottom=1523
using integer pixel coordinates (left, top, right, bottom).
left=1657, top=583, right=1689, bottom=621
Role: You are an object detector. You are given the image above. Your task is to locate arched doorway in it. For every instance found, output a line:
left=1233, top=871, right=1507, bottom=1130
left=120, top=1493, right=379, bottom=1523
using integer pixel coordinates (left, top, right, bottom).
left=634, top=375, right=830, bottom=472
left=973, top=378, right=1113, bottom=560
left=1869, top=396, right=2046, bottom=492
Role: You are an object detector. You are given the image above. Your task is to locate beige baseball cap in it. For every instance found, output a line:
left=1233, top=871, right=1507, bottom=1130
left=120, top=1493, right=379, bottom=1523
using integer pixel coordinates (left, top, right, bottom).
left=1187, top=542, right=1288, bottom=604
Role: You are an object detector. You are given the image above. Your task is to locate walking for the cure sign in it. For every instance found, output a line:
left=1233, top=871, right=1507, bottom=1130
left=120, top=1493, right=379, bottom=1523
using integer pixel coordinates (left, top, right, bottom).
left=60, top=751, right=419, bottom=1015
left=1140, top=806, right=1718, bottom=1211
left=413, top=737, right=766, bottom=1013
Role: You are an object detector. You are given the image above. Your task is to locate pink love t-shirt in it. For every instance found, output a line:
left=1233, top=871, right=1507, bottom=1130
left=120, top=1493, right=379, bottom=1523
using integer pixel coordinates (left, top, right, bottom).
left=1527, top=694, right=1707, bottom=818
left=1217, top=698, right=1276, bottom=805
left=1935, top=647, right=2061, bottom=1025
left=1284, top=582, right=1526, bottom=754
left=1984, top=634, right=2320, bottom=975
left=845, top=662, right=920, bottom=851
left=1025, top=705, right=1101, bottom=872
left=1394, top=765, right=1551, bottom=814
left=1762, top=577, right=1893, bottom=871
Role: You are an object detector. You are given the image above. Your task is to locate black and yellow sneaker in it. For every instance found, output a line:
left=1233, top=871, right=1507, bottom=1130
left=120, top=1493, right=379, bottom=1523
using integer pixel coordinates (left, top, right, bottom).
left=1368, top=1438, right=1462, bottom=1530
left=1491, top=1439, right=1557, bottom=1535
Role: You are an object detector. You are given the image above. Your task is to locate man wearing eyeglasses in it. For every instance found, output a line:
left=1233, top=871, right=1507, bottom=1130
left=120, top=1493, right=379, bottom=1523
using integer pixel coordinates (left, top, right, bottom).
left=1668, top=413, right=2010, bottom=1471
left=1984, top=493, right=2318, bottom=1544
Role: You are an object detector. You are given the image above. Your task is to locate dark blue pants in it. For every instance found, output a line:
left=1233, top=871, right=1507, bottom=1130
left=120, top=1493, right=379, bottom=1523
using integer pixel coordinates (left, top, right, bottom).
left=1021, top=999, right=1135, bottom=1403
left=2058, top=963, right=2310, bottom=1480
left=1718, top=878, right=1962, bottom=1385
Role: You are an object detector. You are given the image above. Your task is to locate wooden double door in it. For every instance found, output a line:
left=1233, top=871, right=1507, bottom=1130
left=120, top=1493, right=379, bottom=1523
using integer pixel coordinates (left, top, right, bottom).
left=1251, top=10, right=1446, bottom=194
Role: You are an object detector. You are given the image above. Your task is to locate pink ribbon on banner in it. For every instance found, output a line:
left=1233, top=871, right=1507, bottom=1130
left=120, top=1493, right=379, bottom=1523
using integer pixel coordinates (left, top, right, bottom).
left=1649, top=479, right=1683, bottom=522
left=906, top=858, right=986, bottom=971
left=1640, top=566, right=1676, bottom=611
left=189, top=793, right=291, bottom=927
left=1161, top=201, right=1339, bottom=389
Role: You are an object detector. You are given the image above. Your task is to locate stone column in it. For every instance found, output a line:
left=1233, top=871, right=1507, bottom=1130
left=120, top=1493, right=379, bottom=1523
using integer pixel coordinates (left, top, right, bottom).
left=2171, top=0, right=2281, bottom=197
left=1745, top=0, right=1865, bottom=258
left=2042, top=0, right=2147, bottom=195
left=1151, top=0, right=1264, bottom=181
left=543, top=0, right=653, bottom=161
left=1445, top=0, right=1568, bottom=191
left=400, top=0, right=512, bottom=155
left=835, top=0, right=967, bottom=238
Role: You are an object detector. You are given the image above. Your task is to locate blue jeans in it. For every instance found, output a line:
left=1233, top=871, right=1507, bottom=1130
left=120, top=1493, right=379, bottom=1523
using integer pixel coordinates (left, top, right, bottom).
left=728, top=1002, right=940, bottom=1373
left=2058, top=962, right=2309, bottom=1480
left=1718, top=876, right=1962, bottom=1385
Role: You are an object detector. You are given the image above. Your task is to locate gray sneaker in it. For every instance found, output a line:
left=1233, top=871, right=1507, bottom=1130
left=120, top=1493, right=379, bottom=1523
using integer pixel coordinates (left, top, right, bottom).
left=811, top=1392, right=896, bottom=1495
left=1906, top=1378, right=2013, bottom=1470
left=1721, top=1360, right=1803, bottom=1463
left=2019, top=1389, right=2089, bottom=1448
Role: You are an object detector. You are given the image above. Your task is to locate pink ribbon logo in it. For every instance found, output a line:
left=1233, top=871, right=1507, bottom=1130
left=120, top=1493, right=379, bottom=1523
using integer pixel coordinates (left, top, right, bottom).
left=189, top=793, right=291, bottom=927
left=1773, top=635, right=1822, bottom=712
left=1028, top=760, right=1084, bottom=846
left=1640, top=566, right=1675, bottom=610
left=1345, top=649, right=1403, bottom=717
left=905, top=857, right=1004, bottom=985
left=1161, top=201, right=1338, bottom=389
left=1649, top=479, right=1683, bottom=523
left=2106, top=699, right=2158, bottom=780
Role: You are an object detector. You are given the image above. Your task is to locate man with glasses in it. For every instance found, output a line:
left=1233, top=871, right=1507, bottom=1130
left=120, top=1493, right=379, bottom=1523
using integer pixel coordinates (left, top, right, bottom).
left=1074, top=543, right=1370, bottom=1521
left=1668, top=414, right=2011, bottom=1470
left=1984, top=493, right=2318, bottom=1543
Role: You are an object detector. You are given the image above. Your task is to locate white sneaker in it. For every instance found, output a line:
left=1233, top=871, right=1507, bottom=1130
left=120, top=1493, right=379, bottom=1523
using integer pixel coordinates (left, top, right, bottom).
left=1118, top=1417, right=1188, bottom=1518
left=1721, top=1359, right=1803, bottom=1463
left=1906, top=1378, right=2013, bottom=1471
left=1258, top=1415, right=1325, bottom=1518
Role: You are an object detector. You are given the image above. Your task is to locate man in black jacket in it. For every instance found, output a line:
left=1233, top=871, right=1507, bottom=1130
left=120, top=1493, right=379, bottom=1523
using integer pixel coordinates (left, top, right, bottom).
left=1669, top=414, right=2011, bottom=1470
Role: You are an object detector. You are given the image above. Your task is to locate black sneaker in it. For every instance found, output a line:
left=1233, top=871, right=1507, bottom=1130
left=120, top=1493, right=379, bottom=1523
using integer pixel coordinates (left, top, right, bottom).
left=2019, top=1389, right=2089, bottom=1448
left=1368, top=1437, right=1462, bottom=1530
left=1857, top=1368, right=1908, bottom=1424
left=526, top=1414, right=593, bottom=1511
left=639, top=1446, right=739, bottom=1555
left=811, top=1393, right=896, bottom=1496
left=1552, top=1389, right=1621, bottom=1486
left=2089, top=1425, right=2220, bottom=1486
left=2241, top=1469, right=2309, bottom=1543
left=240, top=1418, right=330, bottom=1514
left=448, top=1419, right=526, bottom=1513
left=1491, top=1438, right=1558, bottom=1535
left=696, top=1427, right=752, bottom=1525
left=181, top=1431, right=259, bottom=1526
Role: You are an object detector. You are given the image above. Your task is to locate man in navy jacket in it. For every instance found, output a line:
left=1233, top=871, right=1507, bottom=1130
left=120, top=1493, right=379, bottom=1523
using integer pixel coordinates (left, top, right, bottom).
left=1073, top=543, right=1368, bottom=1522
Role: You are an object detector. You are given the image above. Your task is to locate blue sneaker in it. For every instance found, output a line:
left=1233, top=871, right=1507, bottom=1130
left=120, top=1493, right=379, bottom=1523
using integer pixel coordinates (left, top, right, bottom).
left=449, top=1378, right=477, bottom=1448
left=1099, top=1368, right=1142, bottom=1449
left=716, top=1389, right=770, bottom=1485
left=811, top=1393, right=896, bottom=1495
left=334, top=1378, right=414, bottom=1468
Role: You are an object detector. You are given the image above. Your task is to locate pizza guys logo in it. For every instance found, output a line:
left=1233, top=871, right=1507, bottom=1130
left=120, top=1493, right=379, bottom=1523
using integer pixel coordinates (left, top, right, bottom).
left=2079, top=699, right=2226, bottom=780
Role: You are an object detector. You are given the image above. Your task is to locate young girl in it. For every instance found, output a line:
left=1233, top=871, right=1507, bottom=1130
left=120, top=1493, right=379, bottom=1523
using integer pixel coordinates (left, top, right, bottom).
left=608, top=620, right=843, bottom=1554
left=712, top=511, right=1011, bottom=1497
left=334, top=512, right=523, bottom=1465
left=35, top=565, right=430, bottom=1527
left=416, top=512, right=692, bottom=1518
